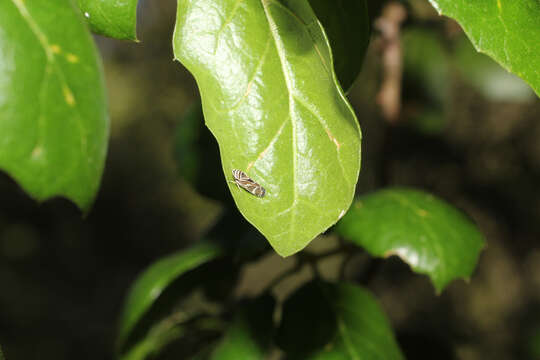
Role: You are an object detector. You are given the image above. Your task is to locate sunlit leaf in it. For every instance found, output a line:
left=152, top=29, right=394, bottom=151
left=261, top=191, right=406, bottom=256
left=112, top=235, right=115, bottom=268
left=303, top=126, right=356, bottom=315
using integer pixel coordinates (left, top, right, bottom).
left=277, top=281, right=404, bottom=359
left=117, top=242, right=222, bottom=349
left=336, top=188, right=485, bottom=292
left=211, top=294, right=275, bottom=359
left=76, top=0, right=139, bottom=40
left=0, top=0, right=108, bottom=211
left=173, top=0, right=361, bottom=257
left=428, top=0, right=540, bottom=96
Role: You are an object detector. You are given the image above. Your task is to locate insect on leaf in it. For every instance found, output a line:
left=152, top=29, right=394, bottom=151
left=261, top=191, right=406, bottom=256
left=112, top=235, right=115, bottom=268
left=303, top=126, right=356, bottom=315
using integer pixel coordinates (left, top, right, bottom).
left=173, top=0, right=362, bottom=257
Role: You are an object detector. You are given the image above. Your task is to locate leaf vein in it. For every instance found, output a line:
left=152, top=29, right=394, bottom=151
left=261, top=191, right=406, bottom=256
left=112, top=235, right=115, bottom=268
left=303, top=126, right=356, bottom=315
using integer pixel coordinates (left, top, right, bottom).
left=261, top=0, right=298, bottom=231
left=218, top=36, right=271, bottom=114
left=10, top=0, right=89, bottom=167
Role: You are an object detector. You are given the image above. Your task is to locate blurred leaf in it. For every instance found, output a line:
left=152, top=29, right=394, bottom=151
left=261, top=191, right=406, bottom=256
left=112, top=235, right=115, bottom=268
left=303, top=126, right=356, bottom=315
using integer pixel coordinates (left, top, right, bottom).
left=174, top=104, right=203, bottom=185
left=211, top=294, right=275, bottom=360
left=117, top=242, right=222, bottom=349
left=402, top=28, right=450, bottom=135
left=408, top=107, right=447, bottom=136
left=402, top=28, right=450, bottom=106
left=77, top=0, right=138, bottom=40
left=0, top=345, right=4, bottom=360
left=453, top=35, right=535, bottom=102
left=277, top=281, right=404, bottom=359
left=428, top=0, right=540, bottom=96
left=173, top=0, right=361, bottom=257
left=0, top=0, right=109, bottom=211
left=527, top=325, right=540, bottom=359
left=120, top=321, right=184, bottom=360
left=336, top=188, right=485, bottom=293
left=309, top=0, right=370, bottom=91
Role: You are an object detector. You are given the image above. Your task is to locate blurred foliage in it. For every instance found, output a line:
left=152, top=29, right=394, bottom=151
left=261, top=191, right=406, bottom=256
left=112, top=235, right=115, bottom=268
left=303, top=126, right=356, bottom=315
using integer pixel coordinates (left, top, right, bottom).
left=117, top=242, right=222, bottom=351
left=174, top=104, right=203, bottom=186
left=309, top=0, right=370, bottom=91
left=277, top=281, right=404, bottom=359
left=209, top=295, right=275, bottom=359
left=402, top=27, right=449, bottom=135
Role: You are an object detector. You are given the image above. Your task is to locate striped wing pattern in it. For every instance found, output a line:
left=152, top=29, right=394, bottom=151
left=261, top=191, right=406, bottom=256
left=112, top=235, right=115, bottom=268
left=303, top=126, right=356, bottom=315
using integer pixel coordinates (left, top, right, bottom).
left=232, top=169, right=266, bottom=197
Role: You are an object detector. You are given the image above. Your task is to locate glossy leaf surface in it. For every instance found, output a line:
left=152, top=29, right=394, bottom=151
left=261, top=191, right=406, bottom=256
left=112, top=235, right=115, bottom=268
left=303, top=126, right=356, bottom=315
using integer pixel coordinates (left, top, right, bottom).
left=0, top=0, right=108, bottom=210
left=277, top=281, right=404, bottom=359
left=308, top=0, right=370, bottom=91
left=428, top=0, right=540, bottom=96
left=211, top=294, right=275, bottom=359
left=336, top=188, right=485, bottom=292
left=173, top=0, right=361, bottom=257
left=117, top=242, right=222, bottom=348
left=77, top=0, right=138, bottom=40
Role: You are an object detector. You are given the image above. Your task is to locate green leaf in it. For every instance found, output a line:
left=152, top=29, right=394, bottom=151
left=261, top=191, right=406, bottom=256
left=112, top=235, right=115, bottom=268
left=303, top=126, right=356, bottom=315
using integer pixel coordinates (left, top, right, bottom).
left=0, top=345, right=4, bottom=360
left=120, top=322, right=184, bottom=360
left=76, top=0, right=139, bottom=40
left=308, top=0, right=370, bottom=91
left=211, top=294, right=275, bottom=360
left=336, top=188, right=485, bottom=293
left=0, top=0, right=109, bottom=211
left=173, top=0, right=362, bottom=257
left=174, top=103, right=203, bottom=185
left=117, top=242, right=222, bottom=349
left=402, top=28, right=450, bottom=106
left=277, top=281, right=404, bottom=359
left=428, top=0, right=540, bottom=96
left=402, top=28, right=450, bottom=135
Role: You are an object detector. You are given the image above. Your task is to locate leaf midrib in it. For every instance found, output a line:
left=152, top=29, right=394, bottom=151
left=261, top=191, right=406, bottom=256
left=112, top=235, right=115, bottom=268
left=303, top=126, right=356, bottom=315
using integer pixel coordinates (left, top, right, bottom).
left=8, top=0, right=90, bottom=192
left=260, top=0, right=298, bottom=235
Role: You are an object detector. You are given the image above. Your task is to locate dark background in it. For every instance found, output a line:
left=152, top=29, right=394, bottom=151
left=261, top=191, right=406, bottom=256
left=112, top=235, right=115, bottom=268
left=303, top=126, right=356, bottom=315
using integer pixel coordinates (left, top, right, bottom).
left=0, top=0, right=539, bottom=359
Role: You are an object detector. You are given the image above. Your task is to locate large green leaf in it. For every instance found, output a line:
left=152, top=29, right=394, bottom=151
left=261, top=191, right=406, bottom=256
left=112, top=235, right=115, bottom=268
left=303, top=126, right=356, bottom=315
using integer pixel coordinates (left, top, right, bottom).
left=77, top=0, right=139, bottom=40
left=308, top=0, right=370, bottom=91
left=336, top=188, right=485, bottom=293
left=277, top=281, right=404, bottom=359
left=211, top=294, right=275, bottom=360
left=117, top=242, right=222, bottom=349
left=428, top=0, right=540, bottom=96
left=173, top=0, right=362, bottom=257
left=0, top=0, right=108, bottom=211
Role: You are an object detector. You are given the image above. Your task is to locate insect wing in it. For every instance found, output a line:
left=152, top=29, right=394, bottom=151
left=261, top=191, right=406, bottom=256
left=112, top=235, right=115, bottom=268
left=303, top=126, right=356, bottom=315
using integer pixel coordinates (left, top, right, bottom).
left=231, top=170, right=266, bottom=197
